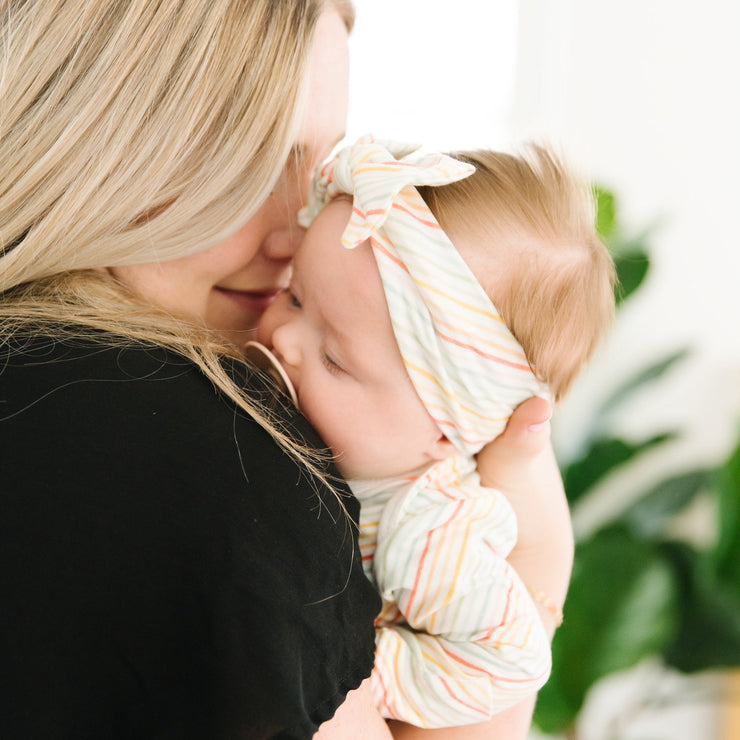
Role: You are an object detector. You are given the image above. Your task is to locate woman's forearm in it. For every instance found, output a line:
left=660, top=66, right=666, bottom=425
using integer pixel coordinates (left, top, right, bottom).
left=475, top=398, right=574, bottom=639
left=498, top=444, right=573, bottom=638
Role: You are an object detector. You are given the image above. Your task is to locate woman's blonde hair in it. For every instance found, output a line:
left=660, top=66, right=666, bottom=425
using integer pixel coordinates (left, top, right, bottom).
left=419, top=145, right=617, bottom=402
left=0, top=0, right=353, bottom=482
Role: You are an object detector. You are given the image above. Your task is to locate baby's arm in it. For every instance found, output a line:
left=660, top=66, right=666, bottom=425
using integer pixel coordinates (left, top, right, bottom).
left=372, top=459, right=551, bottom=727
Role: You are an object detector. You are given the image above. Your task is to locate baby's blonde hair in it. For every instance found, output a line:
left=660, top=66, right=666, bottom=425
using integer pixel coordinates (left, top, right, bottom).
left=419, top=145, right=616, bottom=402
left=0, top=0, right=353, bottom=482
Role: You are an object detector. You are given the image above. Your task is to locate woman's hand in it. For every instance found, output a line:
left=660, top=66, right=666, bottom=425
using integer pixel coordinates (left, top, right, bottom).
left=313, top=679, right=393, bottom=739
left=476, top=395, right=553, bottom=490
left=476, top=396, right=573, bottom=638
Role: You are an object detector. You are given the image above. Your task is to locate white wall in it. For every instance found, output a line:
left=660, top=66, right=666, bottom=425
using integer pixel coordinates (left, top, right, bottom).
left=347, top=0, right=520, bottom=149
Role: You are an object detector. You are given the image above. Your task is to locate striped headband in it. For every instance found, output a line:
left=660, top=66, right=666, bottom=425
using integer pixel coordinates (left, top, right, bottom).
left=299, top=136, right=550, bottom=455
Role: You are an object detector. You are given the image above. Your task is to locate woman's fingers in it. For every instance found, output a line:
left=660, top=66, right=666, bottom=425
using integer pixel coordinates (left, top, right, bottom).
left=500, top=396, right=552, bottom=450
left=476, top=398, right=553, bottom=483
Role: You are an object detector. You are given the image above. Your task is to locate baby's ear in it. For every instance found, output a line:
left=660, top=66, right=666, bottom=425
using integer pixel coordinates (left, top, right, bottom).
left=427, top=434, right=457, bottom=461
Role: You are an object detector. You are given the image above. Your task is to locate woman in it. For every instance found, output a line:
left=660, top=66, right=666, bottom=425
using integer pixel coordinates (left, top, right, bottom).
left=0, top=1, right=571, bottom=738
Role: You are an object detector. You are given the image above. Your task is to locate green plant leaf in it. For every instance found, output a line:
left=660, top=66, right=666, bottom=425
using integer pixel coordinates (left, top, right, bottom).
left=607, top=230, right=653, bottom=256
left=622, top=469, right=715, bottom=539
left=534, top=527, right=677, bottom=733
left=594, top=186, right=616, bottom=240
left=662, top=541, right=740, bottom=672
left=592, top=182, right=653, bottom=303
left=613, top=250, right=650, bottom=305
left=712, top=434, right=740, bottom=591
left=598, top=348, right=690, bottom=418
left=562, top=434, right=674, bottom=505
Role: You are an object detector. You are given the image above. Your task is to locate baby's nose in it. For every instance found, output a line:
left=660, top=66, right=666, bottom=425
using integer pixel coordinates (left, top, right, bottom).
left=271, top=323, right=302, bottom=369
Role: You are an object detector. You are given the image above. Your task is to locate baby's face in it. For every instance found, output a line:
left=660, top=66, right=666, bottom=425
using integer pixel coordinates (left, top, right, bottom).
left=257, top=199, right=445, bottom=480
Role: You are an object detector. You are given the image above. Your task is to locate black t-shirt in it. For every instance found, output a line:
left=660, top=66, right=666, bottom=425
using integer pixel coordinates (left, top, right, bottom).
left=0, top=330, right=381, bottom=739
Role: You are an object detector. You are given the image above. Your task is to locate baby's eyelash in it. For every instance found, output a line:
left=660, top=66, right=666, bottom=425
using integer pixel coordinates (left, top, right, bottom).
left=321, top=351, right=344, bottom=376
left=287, top=289, right=301, bottom=309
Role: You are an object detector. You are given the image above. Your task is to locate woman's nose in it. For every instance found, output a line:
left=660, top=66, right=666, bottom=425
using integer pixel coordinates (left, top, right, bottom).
left=260, top=224, right=306, bottom=261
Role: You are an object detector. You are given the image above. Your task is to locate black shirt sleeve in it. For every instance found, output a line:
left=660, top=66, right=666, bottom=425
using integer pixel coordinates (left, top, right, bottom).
left=0, top=333, right=380, bottom=740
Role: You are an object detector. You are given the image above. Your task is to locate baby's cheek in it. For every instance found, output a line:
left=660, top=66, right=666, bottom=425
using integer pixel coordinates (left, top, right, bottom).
left=316, top=412, right=368, bottom=477
left=297, top=395, right=336, bottom=450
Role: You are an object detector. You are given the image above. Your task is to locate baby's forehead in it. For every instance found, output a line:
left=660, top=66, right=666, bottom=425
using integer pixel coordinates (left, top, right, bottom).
left=297, top=204, right=377, bottom=298
left=314, top=239, right=383, bottom=321
left=300, top=227, right=399, bottom=362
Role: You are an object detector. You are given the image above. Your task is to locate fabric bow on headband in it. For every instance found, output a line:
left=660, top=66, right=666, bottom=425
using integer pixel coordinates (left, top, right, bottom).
left=299, top=136, right=550, bottom=456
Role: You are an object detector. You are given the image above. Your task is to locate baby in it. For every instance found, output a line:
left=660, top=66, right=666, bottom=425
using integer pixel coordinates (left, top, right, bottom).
left=253, top=137, right=616, bottom=728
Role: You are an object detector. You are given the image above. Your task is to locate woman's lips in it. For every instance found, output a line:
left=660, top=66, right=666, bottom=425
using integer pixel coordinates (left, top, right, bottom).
left=214, top=287, right=281, bottom=315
